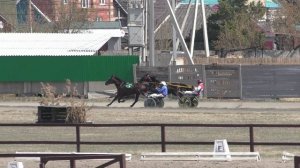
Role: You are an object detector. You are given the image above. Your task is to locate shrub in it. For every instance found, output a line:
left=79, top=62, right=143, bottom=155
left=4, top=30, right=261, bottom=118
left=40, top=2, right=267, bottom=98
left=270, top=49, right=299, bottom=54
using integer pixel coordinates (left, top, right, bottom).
left=39, top=79, right=91, bottom=123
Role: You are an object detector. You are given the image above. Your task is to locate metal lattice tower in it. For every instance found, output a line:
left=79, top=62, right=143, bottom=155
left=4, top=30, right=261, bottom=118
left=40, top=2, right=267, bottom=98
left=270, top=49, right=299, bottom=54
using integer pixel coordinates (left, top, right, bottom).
left=128, top=0, right=210, bottom=66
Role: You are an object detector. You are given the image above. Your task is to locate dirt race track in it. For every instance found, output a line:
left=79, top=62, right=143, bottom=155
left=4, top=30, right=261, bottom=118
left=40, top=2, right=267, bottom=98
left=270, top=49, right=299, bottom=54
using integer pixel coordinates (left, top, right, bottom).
left=0, top=98, right=299, bottom=168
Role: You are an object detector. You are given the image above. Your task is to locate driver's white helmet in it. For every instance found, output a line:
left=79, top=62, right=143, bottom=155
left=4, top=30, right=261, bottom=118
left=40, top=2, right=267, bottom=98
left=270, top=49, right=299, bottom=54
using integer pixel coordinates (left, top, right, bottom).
left=160, top=81, right=167, bottom=86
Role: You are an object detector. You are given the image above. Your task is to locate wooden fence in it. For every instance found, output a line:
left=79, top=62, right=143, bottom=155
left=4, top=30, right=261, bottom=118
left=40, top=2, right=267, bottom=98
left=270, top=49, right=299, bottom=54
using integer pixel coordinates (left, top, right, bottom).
left=0, top=153, right=126, bottom=168
left=1, top=123, right=300, bottom=153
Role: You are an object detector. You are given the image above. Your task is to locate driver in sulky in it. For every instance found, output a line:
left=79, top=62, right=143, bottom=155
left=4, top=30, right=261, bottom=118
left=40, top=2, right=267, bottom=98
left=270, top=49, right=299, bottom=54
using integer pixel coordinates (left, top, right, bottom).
left=149, top=81, right=168, bottom=98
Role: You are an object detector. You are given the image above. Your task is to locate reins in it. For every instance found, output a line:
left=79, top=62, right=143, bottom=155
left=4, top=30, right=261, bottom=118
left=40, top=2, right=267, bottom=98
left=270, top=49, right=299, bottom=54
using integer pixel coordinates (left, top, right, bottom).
left=112, top=77, right=125, bottom=88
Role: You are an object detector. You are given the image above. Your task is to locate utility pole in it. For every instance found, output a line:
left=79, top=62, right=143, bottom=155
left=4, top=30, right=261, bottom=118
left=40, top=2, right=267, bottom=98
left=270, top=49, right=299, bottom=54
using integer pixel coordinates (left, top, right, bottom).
left=201, top=0, right=210, bottom=57
left=143, top=0, right=148, bottom=63
left=148, top=0, right=155, bottom=66
left=29, top=0, right=33, bottom=33
left=109, top=0, right=111, bottom=21
left=171, top=0, right=177, bottom=65
left=190, top=0, right=199, bottom=57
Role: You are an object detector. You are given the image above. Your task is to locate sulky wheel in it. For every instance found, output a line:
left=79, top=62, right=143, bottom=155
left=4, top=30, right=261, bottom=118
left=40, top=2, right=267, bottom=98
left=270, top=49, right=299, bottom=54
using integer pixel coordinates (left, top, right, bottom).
left=190, top=97, right=199, bottom=108
left=178, top=97, right=186, bottom=107
left=156, top=98, right=164, bottom=108
left=144, top=98, right=156, bottom=108
left=178, top=97, right=191, bottom=108
left=185, top=98, right=192, bottom=107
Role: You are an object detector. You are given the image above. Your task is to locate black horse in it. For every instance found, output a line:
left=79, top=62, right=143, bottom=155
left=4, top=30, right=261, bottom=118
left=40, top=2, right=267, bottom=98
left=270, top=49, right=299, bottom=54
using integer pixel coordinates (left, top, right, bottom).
left=138, top=73, right=160, bottom=90
left=138, top=74, right=194, bottom=96
left=105, top=75, right=146, bottom=107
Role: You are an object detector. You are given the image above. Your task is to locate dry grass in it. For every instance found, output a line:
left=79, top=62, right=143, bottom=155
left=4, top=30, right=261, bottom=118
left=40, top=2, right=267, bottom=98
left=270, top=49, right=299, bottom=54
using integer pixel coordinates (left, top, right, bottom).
left=39, top=80, right=91, bottom=123
left=0, top=101, right=297, bottom=167
left=65, top=99, right=92, bottom=123
left=39, top=82, right=61, bottom=106
left=0, top=106, right=299, bottom=156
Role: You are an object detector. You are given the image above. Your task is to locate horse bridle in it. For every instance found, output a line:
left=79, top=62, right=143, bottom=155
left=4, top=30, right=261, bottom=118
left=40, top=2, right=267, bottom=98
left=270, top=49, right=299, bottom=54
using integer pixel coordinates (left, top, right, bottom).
left=111, top=76, right=124, bottom=86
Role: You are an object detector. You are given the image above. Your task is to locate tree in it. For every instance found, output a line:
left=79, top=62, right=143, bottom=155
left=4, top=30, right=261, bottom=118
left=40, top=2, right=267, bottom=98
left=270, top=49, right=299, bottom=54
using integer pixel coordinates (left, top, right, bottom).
left=196, top=0, right=266, bottom=52
left=0, top=0, right=16, bottom=32
left=272, top=0, right=300, bottom=49
left=20, top=1, right=90, bottom=33
left=51, top=1, right=90, bottom=33
left=272, top=0, right=300, bottom=35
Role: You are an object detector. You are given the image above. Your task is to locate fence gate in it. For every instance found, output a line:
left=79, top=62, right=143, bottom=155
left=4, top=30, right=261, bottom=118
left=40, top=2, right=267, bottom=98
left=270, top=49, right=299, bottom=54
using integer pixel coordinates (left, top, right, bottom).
left=205, top=65, right=241, bottom=99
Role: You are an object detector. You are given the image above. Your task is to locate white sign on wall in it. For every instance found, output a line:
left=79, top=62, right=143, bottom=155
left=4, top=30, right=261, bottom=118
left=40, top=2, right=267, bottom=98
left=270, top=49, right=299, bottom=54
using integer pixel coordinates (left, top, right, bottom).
left=0, top=21, right=3, bottom=29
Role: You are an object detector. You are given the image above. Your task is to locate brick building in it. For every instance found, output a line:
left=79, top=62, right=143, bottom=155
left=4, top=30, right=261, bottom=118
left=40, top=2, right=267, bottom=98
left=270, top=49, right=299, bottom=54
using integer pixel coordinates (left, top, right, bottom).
left=16, top=0, right=127, bottom=23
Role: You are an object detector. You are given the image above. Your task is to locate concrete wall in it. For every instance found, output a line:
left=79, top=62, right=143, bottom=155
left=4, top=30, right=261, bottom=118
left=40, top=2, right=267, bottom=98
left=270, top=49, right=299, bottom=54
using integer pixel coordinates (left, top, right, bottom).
left=0, top=81, right=116, bottom=97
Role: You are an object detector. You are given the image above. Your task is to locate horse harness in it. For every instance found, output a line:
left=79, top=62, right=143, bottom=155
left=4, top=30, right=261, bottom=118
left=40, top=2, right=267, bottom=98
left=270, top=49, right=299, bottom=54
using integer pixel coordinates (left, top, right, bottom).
left=111, top=76, right=134, bottom=89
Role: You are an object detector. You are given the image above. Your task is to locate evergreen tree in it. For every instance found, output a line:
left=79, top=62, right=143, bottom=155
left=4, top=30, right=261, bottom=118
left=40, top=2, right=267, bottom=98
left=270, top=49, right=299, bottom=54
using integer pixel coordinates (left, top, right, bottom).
left=196, top=0, right=265, bottom=52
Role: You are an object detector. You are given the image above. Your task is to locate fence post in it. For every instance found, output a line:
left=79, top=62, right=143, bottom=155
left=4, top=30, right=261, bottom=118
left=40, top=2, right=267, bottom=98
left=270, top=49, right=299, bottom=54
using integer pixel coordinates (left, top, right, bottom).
left=295, top=156, right=300, bottom=168
left=169, top=65, right=172, bottom=82
left=161, top=125, right=166, bottom=152
left=249, top=126, right=254, bottom=152
left=120, top=154, right=126, bottom=168
left=39, top=158, right=46, bottom=168
left=76, top=125, right=80, bottom=152
left=70, top=159, right=76, bottom=168
left=239, top=64, right=243, bottom=99
left=133, top=64, right=137, bottom=83
left=202, top=64, right=207, bottom=98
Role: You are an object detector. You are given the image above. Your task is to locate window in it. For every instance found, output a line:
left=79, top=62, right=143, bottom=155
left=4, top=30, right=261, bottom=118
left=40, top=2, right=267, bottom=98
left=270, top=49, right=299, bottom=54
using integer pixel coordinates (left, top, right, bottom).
left=96, top=17, right=102, bottom=22
left=99, top=0, right=105, bottom=5
left=81, top=0, right=89, bottom=8
left=63, top=0, right=68, bottom=4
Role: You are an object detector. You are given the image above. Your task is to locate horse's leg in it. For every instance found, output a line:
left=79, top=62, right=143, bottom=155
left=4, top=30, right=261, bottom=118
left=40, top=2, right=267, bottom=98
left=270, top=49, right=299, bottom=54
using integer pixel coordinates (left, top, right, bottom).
left=118, top=97, right=125, bottom=103
left=107, top=96, right=118, bottom=107
left=117, top=94, right=125, bottom=103
left=172, top=89, right=179, bottom=97
left=130, top=92, right=140, bottom=107
left=168, top=87, right=176, bottom=97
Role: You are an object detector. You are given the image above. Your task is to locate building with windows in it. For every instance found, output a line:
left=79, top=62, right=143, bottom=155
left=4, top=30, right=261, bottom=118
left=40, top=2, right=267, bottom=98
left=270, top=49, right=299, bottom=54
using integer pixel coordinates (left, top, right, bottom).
left=16, top=0, right=127, bottom=23
left=0, top=15, right=13, bottom=32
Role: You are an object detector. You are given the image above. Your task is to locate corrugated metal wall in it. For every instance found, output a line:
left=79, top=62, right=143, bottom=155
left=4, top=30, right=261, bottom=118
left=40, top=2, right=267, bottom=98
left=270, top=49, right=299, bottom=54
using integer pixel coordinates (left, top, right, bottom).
left=242, top=65, right=300, bottom=98
left=135, top=66, right=169, bottom=82
left=205, top=65, right=241, bottom=98
left=0, top=56, right=139, bottom=82
left=170, top=65, right=204, bottom=85
left=136, top=65, right=300, bottom=99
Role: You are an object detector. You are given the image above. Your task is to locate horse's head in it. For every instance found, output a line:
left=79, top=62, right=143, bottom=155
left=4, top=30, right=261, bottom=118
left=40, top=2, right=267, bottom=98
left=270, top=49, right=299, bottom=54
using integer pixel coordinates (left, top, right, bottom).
left=139, top=74, right=160, bottom=83
left=105, top=75, right=123, bottom=86
left=138, top=74, right=149, bottom=83
left=144, top=74, right=152, bottom=82
left=105, top=76, right=113, bottom=85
